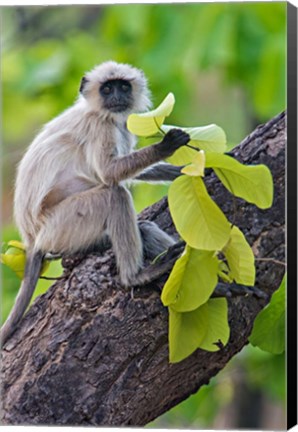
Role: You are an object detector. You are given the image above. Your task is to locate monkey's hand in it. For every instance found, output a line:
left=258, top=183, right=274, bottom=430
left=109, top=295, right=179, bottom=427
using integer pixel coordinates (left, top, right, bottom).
left=156, top=129, right=190, bottom=158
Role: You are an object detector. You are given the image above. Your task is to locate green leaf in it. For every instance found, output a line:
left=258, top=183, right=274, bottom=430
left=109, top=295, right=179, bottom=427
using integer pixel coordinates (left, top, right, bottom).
left=169, top=303, right=209, bottom=363
left=217, top=260, right=233, bottom=283
left=181, top=150, right=206, bottom=177
left=161, top=246, right=218, bottom=312
left=0, top=241, right=50, bottom=279
left=168, top=175, right=231, bottom=250
left=40, top=259, right=50, bottom=276
left=127, top=93, right=175, bottom=137
left=7, top=240, right=26, bottom=251
left=168, top=298, right=230, bottom=362
left=222, top=226, right=255, bottom=286
left=164, top=124, right=227, bottom=165
left=205, top=153, right=274, bottom=209
left=249, top=275, right=285, bottom=354
left=199, top=298, right=230, bottom=352
left=1, top=246, right=26, bottom=279
left=167, top=145, right=199, bottom=167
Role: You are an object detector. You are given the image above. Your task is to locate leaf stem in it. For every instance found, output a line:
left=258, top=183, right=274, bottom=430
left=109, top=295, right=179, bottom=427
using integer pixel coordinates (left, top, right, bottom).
left=185, top=143, right=200, bottom=151
left=153, top=117, right=166, bottom=136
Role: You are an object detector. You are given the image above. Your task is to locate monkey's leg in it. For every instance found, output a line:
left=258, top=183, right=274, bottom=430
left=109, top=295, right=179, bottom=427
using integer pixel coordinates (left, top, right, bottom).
left=35, top=186, right=181, bottom=288
left=138, top=220, right=175, bottom=260
left=105, top=188, right=183, bottom=287
left=82, top=234, right=112, bottom=255
left=80, top=220, right=174, bottom=259
left=34, top=186, right=112, bottom=254
left=105, top=188, right=182, bottom=286
left=105, top=185, right=143, bottom=286
left=129, top=241, right=185, bottom=287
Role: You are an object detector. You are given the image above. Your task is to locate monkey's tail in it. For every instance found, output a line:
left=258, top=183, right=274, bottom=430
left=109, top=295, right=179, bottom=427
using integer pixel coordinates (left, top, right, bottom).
left=0, top=250, right=44, bottom=347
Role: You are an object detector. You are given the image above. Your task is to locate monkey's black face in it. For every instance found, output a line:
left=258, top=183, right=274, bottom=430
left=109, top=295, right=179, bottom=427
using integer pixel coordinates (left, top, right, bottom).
left=99, top=79, right=133, bottom=113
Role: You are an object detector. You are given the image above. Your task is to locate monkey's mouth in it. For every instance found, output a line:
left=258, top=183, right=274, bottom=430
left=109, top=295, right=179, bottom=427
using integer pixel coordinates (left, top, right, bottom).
left=107, top=103, right=130, bottom=113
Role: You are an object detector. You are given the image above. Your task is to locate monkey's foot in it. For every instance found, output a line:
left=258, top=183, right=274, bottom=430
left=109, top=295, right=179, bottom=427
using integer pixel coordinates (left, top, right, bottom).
left=212, top=282, right=268, bottom=300
left=44, top=252, right=62, bottom=261
left=127, top=241, right=185, bottom=289
left=153, top=240, right=185, bottom=264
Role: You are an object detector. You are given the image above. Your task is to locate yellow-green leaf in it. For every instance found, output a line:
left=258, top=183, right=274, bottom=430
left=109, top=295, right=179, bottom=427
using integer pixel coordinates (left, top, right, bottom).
left=1, top=243, right=49, bottom=279
left=169, top=303, right=209, bottom=363
left=218, top=260, right=233, bottom=283
left=164, top=124, right=227, bottom=165
left=1, top=247, right=26, bottom=279
left=8, top=240, right=26, bottom=251
left=169, top=175, right=231, bottom=250
left=181, top=150, right=206, bottom=177
left=167, top=145, right=199, bottom=167
left=127, top=93, right=175, bottom=137
left=249, top=275, right=285, bottom=354
left=40, top=260, right=50, bottom=276
left=222, top=226, right=255, bottom=286
left=162, top=246, right=218, bottom=312
left=205, top=153, right=274, bottom=209
left=199, top=298, right=230, bottom=352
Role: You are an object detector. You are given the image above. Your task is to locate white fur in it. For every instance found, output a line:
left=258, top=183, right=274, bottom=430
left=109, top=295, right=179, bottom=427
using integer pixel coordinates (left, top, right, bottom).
left=14, top=61, right=151, bottom=249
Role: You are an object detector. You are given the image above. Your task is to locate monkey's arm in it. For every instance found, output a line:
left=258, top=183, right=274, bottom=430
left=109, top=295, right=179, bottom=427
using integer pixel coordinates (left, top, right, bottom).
left=100, top=129, right=189, bottom=185
left=134, top=163, right=213, bottom=183
left=134, top=163, right=184, bottom=182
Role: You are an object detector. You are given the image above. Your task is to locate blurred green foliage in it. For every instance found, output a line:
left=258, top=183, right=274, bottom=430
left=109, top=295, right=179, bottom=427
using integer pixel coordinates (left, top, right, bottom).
left=1, top=3, right=286, bottom=428
left=2, top=3, right=286, bottom=178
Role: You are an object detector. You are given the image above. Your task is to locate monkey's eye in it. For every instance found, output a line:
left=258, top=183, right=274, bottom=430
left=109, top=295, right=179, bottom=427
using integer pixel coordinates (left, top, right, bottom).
left=101, top=84, right=112, bottom=95
left=121, top=83, right=131, bottom=93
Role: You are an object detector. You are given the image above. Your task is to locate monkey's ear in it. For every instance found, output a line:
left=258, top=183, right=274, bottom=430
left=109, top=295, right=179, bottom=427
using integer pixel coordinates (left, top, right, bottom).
left=79, top=76, right=89, bottom=94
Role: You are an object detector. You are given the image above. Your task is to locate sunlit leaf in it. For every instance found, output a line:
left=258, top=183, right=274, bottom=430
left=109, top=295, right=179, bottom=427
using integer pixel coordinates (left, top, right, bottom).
left=1, top=247, right=26, bottom=279
left=249, top=275, right=285, bottom=354
left=218, top=260, right=233, bottom=283
left=164, top=124, right=227, bottom=165
left=169, top=175, right=231, bottom=250
left=40, top=260, right=50, bottom=276
left=181, top=150, right=206, bottom=177
left=1, top=242, right=50, bottom=279
left=161, top=246, right=218, bottom=312
left=222, top=226, right=255, bottom=286
left=199, top=298, right=230, bottom=352
left=205, top=153, right=274, bottom=209
left=7, top=240, right=26, bottom=250
left=127, top=93, right=175, bottom=137
left=169, top=303, right=209, bottom=363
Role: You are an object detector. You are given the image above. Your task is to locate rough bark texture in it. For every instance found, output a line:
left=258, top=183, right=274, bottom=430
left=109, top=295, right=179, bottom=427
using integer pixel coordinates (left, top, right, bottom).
left=1, top=112, right=286, bottom=426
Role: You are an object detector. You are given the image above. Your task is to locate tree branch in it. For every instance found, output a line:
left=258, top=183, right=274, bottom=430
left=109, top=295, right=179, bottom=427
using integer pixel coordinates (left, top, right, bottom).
left=1, top=112, right=286, bottom=426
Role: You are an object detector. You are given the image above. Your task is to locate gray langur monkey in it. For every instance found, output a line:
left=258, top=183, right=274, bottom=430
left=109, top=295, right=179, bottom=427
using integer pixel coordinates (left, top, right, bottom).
left=1, top=61, right=190, bottom=346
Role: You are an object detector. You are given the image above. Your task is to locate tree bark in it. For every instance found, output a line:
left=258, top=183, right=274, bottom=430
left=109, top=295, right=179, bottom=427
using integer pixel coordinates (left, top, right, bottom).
left=1, top=112, right=286, bottom=426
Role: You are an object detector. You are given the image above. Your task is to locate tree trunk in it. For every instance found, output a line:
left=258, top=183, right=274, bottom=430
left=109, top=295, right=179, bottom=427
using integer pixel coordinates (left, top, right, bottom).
left=1, top=111, right=286, bottom=426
